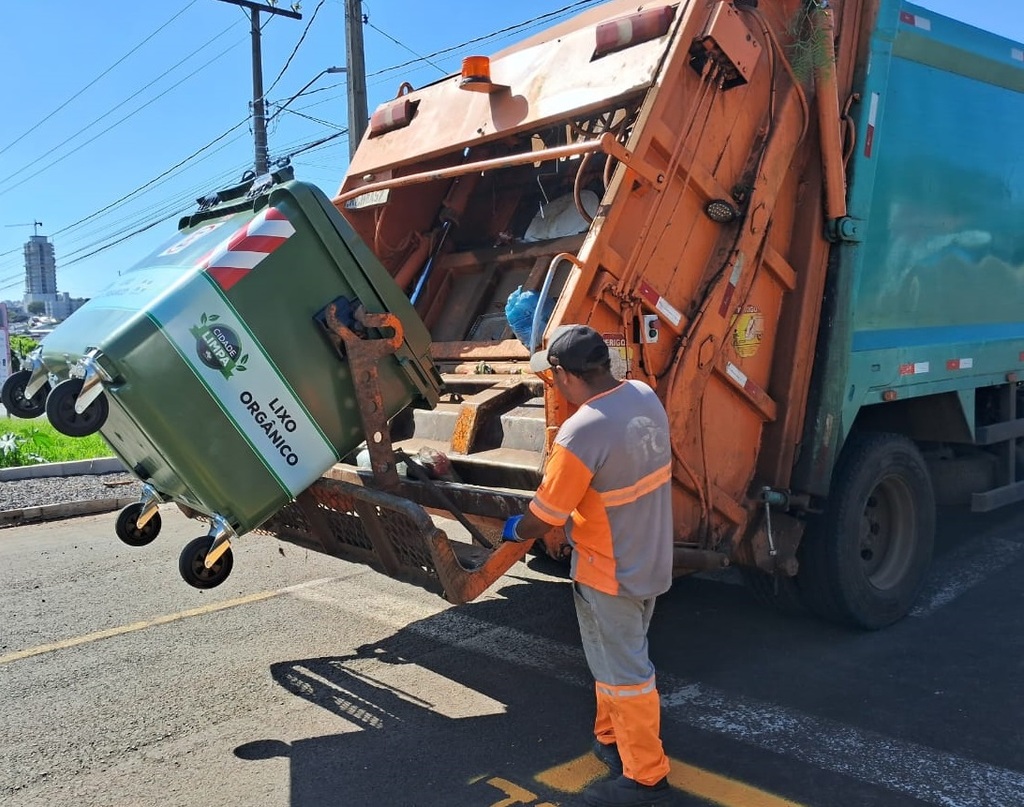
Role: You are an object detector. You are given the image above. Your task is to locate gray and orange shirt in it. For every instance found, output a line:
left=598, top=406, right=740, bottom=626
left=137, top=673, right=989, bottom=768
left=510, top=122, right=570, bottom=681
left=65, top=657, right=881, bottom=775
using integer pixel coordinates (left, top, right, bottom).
left=529, top=379, right=674, bottom=598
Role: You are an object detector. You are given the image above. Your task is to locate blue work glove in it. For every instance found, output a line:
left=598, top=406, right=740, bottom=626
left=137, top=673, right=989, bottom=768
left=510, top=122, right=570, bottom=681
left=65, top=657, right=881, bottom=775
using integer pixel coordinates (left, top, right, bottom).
left=502, top=514, right=526, bottom=542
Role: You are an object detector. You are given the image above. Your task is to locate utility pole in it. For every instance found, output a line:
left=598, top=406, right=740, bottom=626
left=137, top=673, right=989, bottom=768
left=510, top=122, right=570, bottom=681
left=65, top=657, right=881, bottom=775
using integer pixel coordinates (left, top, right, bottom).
left=214, top=0, right=301, bottom=175
left=344, top=0, right=369, bottom=158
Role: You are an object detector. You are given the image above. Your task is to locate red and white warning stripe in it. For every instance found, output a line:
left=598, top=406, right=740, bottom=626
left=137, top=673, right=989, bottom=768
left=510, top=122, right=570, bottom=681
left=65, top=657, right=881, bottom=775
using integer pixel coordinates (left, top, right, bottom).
left=203, top=207, right=295, bottom=291
left=724, top=361, right=767, bottom=402
left=717, top=254, right=745, bottom=317
left=864, top=92, right=880, bottom=158
left=899, top=361, right=930, bottom=376
left=637, top=279, right=683, bottom=328
left=946, top=358, right=973, bottom=371
left=899, top=11, right=931, bottom=30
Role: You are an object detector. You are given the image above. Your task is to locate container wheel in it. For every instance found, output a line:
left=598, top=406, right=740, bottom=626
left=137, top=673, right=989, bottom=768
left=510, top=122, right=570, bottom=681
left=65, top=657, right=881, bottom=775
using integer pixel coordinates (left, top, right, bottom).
left=45, top=377, right=109, bottom=437
left=1, top=370, right=50, bottom=419
left=178, top=536, right=234, bottom=589
left=115, top=502, right=162, bottom=547
left=803, top=432, right=934, bottom=630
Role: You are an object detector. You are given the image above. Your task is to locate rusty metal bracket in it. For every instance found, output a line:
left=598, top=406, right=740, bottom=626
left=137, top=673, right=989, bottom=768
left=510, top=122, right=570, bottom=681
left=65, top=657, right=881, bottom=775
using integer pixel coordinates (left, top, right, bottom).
left=325, top=303, right=404, bottom=492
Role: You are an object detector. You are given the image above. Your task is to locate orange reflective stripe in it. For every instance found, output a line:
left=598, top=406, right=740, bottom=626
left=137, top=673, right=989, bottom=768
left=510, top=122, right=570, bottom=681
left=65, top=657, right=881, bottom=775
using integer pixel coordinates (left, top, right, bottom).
left=599, top=463, right=671, bottom=509
left=595, top=676, right=657, bottom=699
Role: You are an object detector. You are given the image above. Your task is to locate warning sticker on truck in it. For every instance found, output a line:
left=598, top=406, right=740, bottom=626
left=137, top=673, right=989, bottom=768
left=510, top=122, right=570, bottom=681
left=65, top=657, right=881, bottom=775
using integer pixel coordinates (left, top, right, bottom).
left=732, top=306, right=764, bottom=358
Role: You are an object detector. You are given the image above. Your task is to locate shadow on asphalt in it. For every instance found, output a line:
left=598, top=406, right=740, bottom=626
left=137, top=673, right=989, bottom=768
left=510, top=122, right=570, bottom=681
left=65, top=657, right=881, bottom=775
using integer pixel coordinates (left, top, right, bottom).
left=231, top=501, right=1024, bottom=806
left=231, top=577, right=727, bottom=807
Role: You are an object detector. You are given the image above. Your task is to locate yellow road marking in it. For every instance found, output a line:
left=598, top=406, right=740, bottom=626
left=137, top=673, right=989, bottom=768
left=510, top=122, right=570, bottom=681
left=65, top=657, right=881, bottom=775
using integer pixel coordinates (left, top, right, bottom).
left=667, top=760, right=805, bottom=807
left=535, top=752, right=608, bottom=791
left=0, top=577, right=336, bottom=666
left=536, top=753, right=805, bottom=807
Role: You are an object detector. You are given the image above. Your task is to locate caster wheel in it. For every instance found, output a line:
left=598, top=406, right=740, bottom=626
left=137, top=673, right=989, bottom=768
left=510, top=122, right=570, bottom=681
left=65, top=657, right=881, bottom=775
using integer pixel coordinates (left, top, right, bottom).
left=2, top=370, right=50, bottom=419
left=179, top=536, right=234, bottom=589
left=45, top=377, right=108, bottom=437
left=115, top=502, right=162, bottom=547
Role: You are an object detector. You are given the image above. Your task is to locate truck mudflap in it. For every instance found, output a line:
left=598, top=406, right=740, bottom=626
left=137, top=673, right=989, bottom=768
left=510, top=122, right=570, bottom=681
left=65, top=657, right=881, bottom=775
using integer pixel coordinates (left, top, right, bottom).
left=255, top=476, right=534, bottom=604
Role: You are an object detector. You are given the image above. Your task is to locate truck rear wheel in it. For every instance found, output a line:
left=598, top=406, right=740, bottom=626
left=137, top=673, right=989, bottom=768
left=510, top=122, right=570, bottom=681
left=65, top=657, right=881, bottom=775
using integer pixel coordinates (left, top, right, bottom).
left=807, top=432, right=934, bottom=630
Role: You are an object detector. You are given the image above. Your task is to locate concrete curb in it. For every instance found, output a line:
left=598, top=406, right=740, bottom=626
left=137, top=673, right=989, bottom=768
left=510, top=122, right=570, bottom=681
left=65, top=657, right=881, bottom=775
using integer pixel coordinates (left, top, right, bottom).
left=0, top=496, right=139, bottom=528
left=0, top=457, right=128, bottom=481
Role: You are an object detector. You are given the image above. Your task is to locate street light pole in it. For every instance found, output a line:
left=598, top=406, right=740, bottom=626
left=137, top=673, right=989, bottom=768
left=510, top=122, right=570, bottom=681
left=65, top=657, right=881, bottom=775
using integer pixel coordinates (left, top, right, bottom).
left=268, top=66, right=346, bottom=123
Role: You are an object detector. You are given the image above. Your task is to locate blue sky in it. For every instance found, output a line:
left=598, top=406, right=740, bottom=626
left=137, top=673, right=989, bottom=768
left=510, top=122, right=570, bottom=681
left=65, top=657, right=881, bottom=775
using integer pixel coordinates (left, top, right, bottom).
left=0, top=0, right=1021, bottom=301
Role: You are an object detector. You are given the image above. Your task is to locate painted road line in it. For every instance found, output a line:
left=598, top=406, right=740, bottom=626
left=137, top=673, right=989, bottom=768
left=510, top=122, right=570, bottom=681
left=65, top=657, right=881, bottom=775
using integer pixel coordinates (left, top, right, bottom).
left=911, top=536, right=1024, bottom=617
left=0, top=577, right=337, bottom=666
left=391, top=608, right=1024, bottom=807
left=535, top=752, right=804, bottom=806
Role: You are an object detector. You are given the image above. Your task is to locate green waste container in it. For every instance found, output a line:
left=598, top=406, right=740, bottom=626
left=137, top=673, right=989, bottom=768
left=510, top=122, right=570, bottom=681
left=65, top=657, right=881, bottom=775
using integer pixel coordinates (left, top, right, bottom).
left=35, top=172, right=441, bottom=538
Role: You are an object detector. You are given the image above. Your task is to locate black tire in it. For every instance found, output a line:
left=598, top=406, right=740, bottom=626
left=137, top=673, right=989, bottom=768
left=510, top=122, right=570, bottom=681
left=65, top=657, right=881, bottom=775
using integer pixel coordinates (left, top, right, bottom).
left=2, top=370, right=50, bottom=419
left=741, top=568, right=806, bottom=617
left=806, top=432, right=935, bottom=630
left=795, top=512, right=846, bottom=623
left=115, top=503, right=162, bottom=547
left=45, top=377, right=109, bottom=437
left=179, top=536, right=234, bottom=589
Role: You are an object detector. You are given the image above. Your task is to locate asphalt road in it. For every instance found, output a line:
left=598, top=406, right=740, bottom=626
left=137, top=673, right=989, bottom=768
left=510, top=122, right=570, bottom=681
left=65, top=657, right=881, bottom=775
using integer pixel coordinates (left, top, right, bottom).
left=2, top=503, right=1023, bottom=807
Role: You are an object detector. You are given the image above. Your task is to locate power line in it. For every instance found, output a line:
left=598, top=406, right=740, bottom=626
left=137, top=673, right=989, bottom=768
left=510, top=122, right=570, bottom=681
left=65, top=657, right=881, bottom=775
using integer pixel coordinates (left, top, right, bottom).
left=366, top=21, right=447, bottom=75
left=264, top=0, right=328, bottom=98
left=49, top=119, right=249, bottom=239
left=365, top=0, right=605, bottom=80
left=0, top=28, right=249, bottom=197
left=0, top=1, right=200, bottom=160
left=275, top=107, right=346, bottom=130
left=0, top=21, right=242, bottom=191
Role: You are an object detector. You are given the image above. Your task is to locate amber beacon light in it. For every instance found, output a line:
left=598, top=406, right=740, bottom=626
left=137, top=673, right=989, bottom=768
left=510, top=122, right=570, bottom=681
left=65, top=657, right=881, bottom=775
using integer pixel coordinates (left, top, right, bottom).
left=460, top=56, right=499, bottom=92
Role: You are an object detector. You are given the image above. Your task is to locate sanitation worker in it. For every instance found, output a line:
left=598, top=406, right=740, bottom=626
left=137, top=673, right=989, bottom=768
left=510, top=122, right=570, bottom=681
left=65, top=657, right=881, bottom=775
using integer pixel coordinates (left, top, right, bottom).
left=503, top=324, right=674, bottom=807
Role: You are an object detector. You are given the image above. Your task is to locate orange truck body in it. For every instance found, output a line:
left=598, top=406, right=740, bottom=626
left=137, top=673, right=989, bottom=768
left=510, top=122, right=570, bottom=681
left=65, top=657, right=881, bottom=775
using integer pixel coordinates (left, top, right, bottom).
left=255, top=0, right=1024, bottom=628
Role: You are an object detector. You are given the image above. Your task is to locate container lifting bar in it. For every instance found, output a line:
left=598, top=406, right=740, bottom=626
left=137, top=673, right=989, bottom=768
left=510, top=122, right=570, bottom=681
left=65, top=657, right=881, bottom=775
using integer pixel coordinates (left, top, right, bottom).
left=335, top=133, right=664, bottom=207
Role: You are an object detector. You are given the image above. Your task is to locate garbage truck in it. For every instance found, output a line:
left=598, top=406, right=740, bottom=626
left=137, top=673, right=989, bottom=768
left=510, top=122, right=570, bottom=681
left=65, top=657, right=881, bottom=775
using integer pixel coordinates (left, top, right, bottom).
left=280, top=0, right=1021, bottom=630
left=11, top=0, right=1022, bottom=630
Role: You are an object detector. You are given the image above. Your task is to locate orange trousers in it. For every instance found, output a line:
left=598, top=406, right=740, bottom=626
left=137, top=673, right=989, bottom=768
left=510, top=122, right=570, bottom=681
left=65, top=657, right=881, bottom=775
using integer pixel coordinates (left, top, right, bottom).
left=594, top=679, right=670, bottom=785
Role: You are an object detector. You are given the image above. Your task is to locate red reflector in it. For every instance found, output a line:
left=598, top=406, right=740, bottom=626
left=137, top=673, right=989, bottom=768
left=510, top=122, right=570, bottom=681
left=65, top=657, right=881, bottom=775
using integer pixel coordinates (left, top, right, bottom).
left=595, top=6, right=675, bottom=58
left=368, top=97, right=416, bottom=138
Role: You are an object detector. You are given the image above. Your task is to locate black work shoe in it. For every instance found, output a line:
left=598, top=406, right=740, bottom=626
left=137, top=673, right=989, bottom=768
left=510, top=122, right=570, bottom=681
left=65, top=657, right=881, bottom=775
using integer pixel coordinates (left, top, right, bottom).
left=583, top=774, right=671, bottom=806
left=591, top=739, right=623, bottom=776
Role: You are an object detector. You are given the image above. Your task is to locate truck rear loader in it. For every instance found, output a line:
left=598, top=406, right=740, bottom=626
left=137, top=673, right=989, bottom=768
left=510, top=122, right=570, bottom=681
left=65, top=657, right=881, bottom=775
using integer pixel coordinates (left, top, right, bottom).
left=257, top=0, right=1019, bottom=630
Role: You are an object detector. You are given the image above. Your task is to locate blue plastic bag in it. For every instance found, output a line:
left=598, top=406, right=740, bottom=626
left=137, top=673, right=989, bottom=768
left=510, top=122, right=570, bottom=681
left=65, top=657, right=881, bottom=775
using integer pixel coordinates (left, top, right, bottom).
left=505, top=286, right=552, bottom=349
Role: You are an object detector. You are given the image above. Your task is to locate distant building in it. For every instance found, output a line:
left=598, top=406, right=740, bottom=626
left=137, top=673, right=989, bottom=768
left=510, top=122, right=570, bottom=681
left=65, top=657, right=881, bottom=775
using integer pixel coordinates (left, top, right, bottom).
left=24, top=235, right=57, bottom=296
left=20, top=234, right=86, bottom=321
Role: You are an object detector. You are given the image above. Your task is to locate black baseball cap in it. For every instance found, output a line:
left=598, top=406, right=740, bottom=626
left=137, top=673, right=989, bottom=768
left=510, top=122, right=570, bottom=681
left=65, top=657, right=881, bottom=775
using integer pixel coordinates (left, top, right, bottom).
left=530, top=324, right=610, bottom=374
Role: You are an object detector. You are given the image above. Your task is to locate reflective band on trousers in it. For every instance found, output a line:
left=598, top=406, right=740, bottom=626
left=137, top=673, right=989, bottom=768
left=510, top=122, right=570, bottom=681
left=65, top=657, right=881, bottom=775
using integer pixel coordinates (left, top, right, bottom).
left=595, top=676, right=656, bottom=699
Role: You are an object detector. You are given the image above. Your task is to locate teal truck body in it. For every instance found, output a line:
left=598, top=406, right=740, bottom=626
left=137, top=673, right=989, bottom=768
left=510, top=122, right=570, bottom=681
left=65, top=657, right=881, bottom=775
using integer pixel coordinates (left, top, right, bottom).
left=796, top=2, right=1024, bottom=512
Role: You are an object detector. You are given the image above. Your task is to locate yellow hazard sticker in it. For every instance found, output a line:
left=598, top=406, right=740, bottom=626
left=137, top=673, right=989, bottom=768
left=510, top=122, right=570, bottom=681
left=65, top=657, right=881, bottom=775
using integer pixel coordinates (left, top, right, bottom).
left=602, top=333, right=631, bottom=380
left=733, top=306, right=764, bottom=358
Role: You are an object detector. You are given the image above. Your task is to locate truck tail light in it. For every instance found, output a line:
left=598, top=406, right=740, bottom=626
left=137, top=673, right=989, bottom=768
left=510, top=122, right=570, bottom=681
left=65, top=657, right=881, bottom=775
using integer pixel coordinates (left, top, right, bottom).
left=594, top=6, right=676, bottom=59
left=368, top=97, right=417, bottom=138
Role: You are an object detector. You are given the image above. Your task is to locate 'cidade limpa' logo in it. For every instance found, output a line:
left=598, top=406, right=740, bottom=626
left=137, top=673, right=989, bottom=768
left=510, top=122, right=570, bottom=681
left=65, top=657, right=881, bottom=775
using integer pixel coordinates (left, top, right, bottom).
left=190, top=312, right=248, bottom=379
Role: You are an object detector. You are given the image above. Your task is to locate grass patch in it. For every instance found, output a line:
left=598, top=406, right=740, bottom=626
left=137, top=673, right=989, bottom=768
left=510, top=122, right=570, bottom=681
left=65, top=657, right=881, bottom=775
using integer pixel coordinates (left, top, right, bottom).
left=0, top=417, right=113, bottom=468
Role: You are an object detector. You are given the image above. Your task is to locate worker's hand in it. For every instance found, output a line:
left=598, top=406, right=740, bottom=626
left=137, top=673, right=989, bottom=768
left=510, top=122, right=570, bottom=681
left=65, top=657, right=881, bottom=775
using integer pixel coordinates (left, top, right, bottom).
left=501, top=515, right=526, bottom=542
